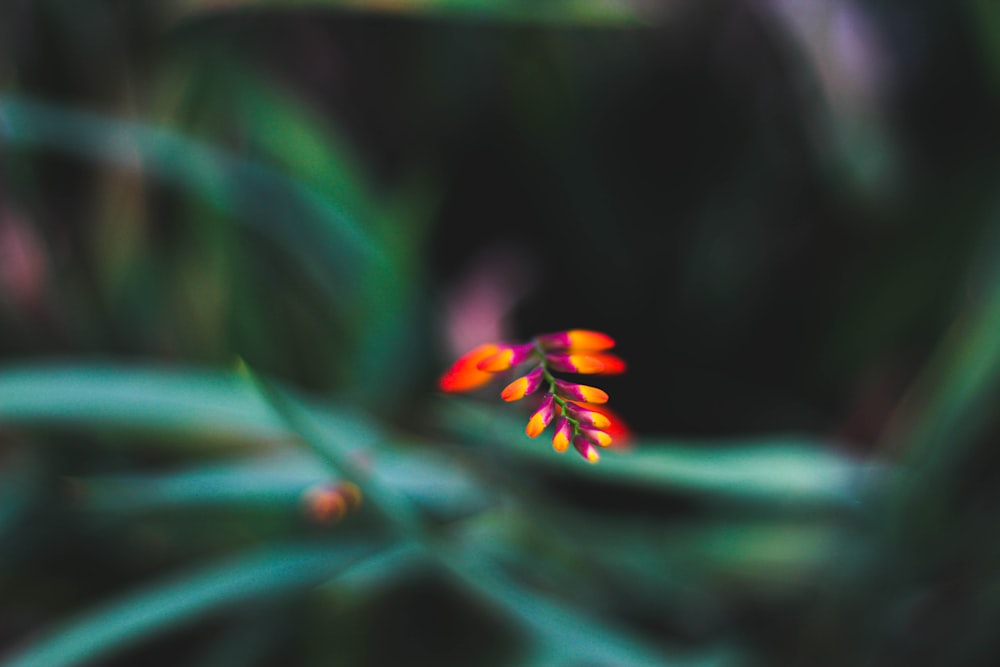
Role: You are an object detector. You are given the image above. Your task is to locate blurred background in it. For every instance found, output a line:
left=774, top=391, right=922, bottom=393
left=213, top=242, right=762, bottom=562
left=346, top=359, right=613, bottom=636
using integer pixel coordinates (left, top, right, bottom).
left=2, top=0, right=1000, bottom=665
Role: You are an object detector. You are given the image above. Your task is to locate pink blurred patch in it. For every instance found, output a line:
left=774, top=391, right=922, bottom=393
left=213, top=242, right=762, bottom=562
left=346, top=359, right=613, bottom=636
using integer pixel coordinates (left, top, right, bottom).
left=443, top=247, right=535, bottom=357
left=0, top=208, right=48, bottom=314
left=769, top=0, right=891, bottom=114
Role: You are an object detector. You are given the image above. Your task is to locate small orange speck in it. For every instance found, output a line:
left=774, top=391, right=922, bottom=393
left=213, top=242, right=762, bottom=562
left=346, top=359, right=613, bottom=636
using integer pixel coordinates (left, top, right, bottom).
left=303, top=482, right=363, bottom=524
left=303, top=485, right=347, bottom=523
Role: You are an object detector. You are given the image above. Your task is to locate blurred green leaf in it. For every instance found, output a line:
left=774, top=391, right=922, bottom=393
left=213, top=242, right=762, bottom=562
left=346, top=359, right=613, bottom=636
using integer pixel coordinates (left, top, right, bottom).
left=885, top=279, right=1000, bottom=472
left=168, top=0, right=645, bottom=26
left=79, top=449, right=489, bottom=518
left=0, top=447, right=40, bottom=548
left=575, top=441, right=878, bottom=508
left=0, top=541, right=384, bottom=667
left=439, top=399, right=882, bottom=508
left=969, top=0, right=1000, bottom=89
left=0, top=95, right=385, bottom=311
left=0, top=363, right=490, bottom=515
left=443, top=543, right=740, bottom=667
left=228, top=69, right=377, bottom=229
left=0, top=363, right=380, bottom=448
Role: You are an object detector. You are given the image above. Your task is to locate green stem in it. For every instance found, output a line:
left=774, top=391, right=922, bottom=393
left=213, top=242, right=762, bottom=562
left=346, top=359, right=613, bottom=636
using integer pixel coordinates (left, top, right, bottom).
left=534, top=343, right=581, bottom=438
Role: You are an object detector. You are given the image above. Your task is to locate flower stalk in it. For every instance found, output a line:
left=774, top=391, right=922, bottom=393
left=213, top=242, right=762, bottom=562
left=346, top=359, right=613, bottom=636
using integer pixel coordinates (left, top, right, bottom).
left=440, top=329, right=626, bottom=462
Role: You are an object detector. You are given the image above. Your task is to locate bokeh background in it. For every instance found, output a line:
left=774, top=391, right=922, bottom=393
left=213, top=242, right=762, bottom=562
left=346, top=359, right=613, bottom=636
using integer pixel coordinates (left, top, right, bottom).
left=2, top=1, right=1000, bottom=665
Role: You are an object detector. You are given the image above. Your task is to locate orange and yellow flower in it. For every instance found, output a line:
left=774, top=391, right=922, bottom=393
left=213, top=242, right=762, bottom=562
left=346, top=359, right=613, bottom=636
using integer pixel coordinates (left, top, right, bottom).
left=440, top=329, right=627, bottom=462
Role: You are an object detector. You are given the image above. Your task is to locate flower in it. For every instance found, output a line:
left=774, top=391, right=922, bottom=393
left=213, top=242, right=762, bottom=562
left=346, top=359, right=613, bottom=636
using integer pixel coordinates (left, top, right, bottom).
left=440, top=329, right=626, bottom=462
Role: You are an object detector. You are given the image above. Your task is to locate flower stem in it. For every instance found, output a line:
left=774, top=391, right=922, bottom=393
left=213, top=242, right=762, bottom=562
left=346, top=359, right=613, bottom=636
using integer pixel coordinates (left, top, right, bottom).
left=535, top=341, right=581, bottom=438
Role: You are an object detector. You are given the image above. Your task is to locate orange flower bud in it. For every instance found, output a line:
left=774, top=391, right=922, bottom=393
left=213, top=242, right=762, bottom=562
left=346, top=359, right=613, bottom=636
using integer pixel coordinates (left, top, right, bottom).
left=537, top=329, right=615, bottom=352
left=552, top=418, right=573, bottom=452
left=565, top=404, right=611, bottom=429
left=525, top=394, right=556, bottom=438
left=439, top=343, right=502, bottom=393
left=546, top=353, right=607, bottom=374
left=477, top=344, right=535, bottom=372
left=554, top=380, right=608, bottom=404
left=501, top=367, right=544, bottom=402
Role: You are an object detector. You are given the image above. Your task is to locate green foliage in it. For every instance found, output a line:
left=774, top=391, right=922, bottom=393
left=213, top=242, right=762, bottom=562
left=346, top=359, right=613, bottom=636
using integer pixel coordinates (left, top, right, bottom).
left=2, top=2, right=1000, bottom=666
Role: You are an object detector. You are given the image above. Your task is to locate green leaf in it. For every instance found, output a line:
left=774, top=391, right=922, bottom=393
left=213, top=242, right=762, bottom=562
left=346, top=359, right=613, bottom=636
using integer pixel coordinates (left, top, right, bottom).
left=79, top=449, right=489, bottom=518
left=0, top=363, right=381, bottom=449
left=0, top=95, right=386, bottom=310
left=885, top=275, right=1000, bottom=472
left=438, top=399, right=881, bottom=508
left=442, top=542, right=740, bottom=667
left=0, top=541, right=383, bottom=667
left=575, top=440, right=878, bottom=508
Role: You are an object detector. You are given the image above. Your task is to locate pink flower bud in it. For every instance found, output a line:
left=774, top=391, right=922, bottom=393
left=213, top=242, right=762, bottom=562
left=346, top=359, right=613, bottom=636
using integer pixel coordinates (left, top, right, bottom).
left=501, top=366, right=544, bottom=402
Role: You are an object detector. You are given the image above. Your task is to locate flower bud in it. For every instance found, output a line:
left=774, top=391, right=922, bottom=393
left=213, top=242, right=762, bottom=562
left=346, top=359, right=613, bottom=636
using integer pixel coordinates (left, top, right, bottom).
left=552, top=417, right=573, bottom=452
left=545, top=353, right=606, bottom=374
left=477, top=343, right=535, bottom=372
left=525, top=394, right=556, bottom=438
left=580, top=426, right=613, bottom=448
left=554, top=380, right=608, bottom=404
left=565, top=404, right=611, bottom=429
left=573, top=435, right=601, bottom=463
left=501, top=367, right=544, bottom=402
left=537, top=329, right=615, bottom=352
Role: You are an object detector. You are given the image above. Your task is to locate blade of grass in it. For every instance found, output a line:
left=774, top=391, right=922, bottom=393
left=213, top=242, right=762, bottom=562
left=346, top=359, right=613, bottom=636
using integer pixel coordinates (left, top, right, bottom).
left=0, top=541, right=383, bottom=667
left=439, top=399, right=882, bottom=509
left=0, top=363, right=381, bottom=449
left=879, top=280, right=1000, bottom=472
left=79, top=450, right=488, bottom=518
